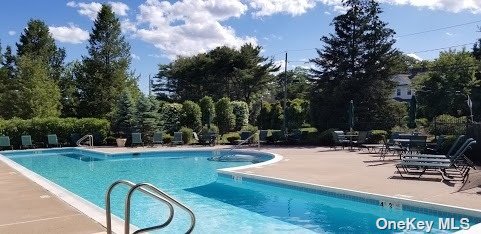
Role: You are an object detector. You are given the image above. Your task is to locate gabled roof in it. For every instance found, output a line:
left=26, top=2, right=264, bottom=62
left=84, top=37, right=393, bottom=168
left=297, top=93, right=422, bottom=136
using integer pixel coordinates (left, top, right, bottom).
left=392, top=74, right=411, bottom=86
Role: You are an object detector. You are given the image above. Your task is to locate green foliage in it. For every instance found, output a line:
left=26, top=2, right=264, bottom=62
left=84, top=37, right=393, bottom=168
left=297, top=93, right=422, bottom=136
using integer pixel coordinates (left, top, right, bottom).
left=414, top=50, right=479, bottom=119
left=215, top=97, right=235, bottom=134
left=429, top=114, right=467, bottom=136
left=160, top=103, right=183, bottom=133
left=153, top=44, right=279, bottom=102
left=224, top=132, right=241, bottom=144
left=16, top=55, right=61, bottom=118
left=136, top=95, right=161, bottom=143
left=59, top=61, right=80, bottom=117
left=200, top=124, right=219, bottom=135
left=309, top=0, right=399, bottom=131
left=77, top=4, right=135, bottom=118
left=286, top=98, right=308, bottom=129
left=318, top=129, right=335, bottom=146
left=275, top=67, right=312, bottom=101
left=248, top=100, right=262, bottom=126
left=112, top=90, right=136, bottom=137
left=0, top=117, right=109, bottom=147
left=163, top=134, right=173, bottom=144
left=416, top=118, right=429, bottom=127
left=270, top=102, right=284, bottom=129
left=369, top=130, right=388, bottom=143
left=199, top=96, right=215, bottom=126
left=257, top=102, right=272, bottom=130
left=181, top=100, right=202, bottom=132
left=179, top=127, right=193, bottom=144
left=231, top=101, right=249, bottom=130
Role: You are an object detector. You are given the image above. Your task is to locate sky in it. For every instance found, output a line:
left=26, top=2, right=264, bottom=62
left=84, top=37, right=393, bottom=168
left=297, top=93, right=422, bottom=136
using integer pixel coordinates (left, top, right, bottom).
left=1, top=0, right=481, bottom=93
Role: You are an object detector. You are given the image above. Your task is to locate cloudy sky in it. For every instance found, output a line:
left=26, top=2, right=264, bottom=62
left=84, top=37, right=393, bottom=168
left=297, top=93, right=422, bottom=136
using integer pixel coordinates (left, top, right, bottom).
left=1, top=0, right=481, bottom=92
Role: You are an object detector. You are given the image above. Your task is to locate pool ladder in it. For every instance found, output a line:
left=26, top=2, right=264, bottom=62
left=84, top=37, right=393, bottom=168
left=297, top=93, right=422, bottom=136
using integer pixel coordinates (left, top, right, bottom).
left=106, top=180, right=196, bottom=234
left=77, top=134, right=93, bottom=147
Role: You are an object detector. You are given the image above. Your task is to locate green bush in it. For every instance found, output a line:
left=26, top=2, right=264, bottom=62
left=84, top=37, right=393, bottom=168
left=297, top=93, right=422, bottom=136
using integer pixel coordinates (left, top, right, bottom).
left=286, top=98, right=308, bottom=129
left=200, top=124, right=219, bottom=135
left=231, top=101, right=249, bottom=130
left=199, top=96, right=215, bottom=126
left=181, top=101, right=202, bottom=132
left=369, top=130, right=388, bottom=143
left=318, top=128, right=336, bottom=146
left=224, top=132, right=240, bottom=144
left=270, top=102, right=284, bottom=129
left=160, top=103, right=183, bottom=133
left=300, top=127, right=319, bottom=145
left=416, top=118, right=429, bottom=128
left=0, top=117, right=110, bottom=147
left=215, top=97, right=236, bottom=134
left=429, top=114, right=467, bottom=136
left=163, top=134, right=173, bottom=144
left=257, top=102, right=272, bottom=130
left=179, top=127, right=193, bottom=144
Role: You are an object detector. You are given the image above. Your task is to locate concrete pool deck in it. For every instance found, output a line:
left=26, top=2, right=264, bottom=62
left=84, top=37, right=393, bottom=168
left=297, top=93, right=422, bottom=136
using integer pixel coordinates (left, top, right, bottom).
left=1, top=145, right=480, bottom=233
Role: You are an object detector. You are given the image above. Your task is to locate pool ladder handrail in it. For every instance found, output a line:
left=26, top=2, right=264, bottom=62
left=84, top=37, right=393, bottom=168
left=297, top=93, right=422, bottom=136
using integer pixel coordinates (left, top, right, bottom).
left=106, top=180, right=196, bottom=234
left=77, top=134, right=93, bottom=147
left=230, top=132, right=260, bottom=151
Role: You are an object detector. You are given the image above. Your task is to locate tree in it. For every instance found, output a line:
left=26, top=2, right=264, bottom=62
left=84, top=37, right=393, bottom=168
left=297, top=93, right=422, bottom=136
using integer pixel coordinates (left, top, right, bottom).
left=309, top=0, right=400, bottom=130
left=77, top=4, right=134, bottom=118
left=136, top=95, right=160, bottom=143
left=112, top=90, right=136, bottom=137
left=415, top=50, right=479, bottom=119
left=231, top=101, right=249, bottom=130
left=153, top=44, right=279, bottom=102
left=59, top=61, right=81, bottom=117
left=199, top=96, right=215, bottom=126
left=215, top=97, right=235, bottom=134
left=257, top=102, right=272, bottom=130
left=181, top=100, right=202, bottom=132
left=286, top=99, right=309, bottom=129
left=275, top=67, right=311, bottom=101
left=16, top=55, right=61, bottom=118
left=160, top=103, right=183, bottom=133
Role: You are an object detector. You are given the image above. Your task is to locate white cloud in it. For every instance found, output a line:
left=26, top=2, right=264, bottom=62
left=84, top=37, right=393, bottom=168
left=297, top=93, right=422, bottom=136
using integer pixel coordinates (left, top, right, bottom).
left=136, top=0, right=255, bottom=58
left=406, top=53, right=423, bottom=61
left=381, top=0, right=481, bottom=14
left=131, top=53, right=140, bottom=60
left=49, top=24, right=89, bottom=44
left=67, top=1, right=130, bottom=20
left=8, top=30, right=16, bottom=36
left=249, top=0, right=317, bottom=17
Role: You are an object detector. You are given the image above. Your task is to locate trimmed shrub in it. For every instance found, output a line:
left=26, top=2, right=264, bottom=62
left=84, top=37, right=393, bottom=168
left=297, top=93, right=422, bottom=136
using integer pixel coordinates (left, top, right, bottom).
left=215, top=97, right=235, bottom=135
left=224, top=132, right=240, bottom=144
left=199, top=96, right=215, bottom=126
left=179, top=127, right=193, bottom=144
left=270, top=102, right=284, bottom=130
left=200, top=124, right=219, bottom=135
left=319, top=128, right=336, bottom=146
left=163, top=134, right=173, bottom=144
left=369, top=130, right=388, bottom=143
left=429, top=114, right=467, bottom=136
left=181, top=101, right=202, bottom=132
left=160, top=103, right=183, bottom=133
left=286, top=98, right=308, bottom=129
left=257, top=102, right=272, bottom=130
left=231, top=101, right=249, bottom=130
left=0, top=117, right=110, bottom=147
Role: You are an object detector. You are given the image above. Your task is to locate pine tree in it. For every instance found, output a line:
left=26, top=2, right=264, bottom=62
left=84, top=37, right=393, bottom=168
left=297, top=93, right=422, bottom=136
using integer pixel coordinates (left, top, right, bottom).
left=136, top=95, right=160, bottom=143
left=199, top=96, right=216, bottom=126
left=113, top=90, right=136, bottom=137
left=310, top=0, right=400, bottom=130
left=0, top=46, right=20, bottom=118
left=77, top=4, right=134, bottom=118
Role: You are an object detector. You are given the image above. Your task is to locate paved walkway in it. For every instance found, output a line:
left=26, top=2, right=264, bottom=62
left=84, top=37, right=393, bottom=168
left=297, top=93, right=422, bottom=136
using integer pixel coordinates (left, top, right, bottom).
left=0, top=161, right=105, bottom=234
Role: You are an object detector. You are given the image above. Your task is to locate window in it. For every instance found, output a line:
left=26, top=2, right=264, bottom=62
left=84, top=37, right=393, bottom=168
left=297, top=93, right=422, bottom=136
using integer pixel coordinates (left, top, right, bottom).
left=396, top=89, right=401, bottom=96
left=407, top=89, right=412, bottom=96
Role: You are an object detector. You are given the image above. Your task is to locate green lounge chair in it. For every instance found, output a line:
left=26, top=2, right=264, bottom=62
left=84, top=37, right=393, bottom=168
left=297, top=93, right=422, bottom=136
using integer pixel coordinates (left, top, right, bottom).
left=153, top=132, right=164, bottom=146
left=21, top=135, right=35, bottom=149
left=47, top=134, right=61, bottom=148
left=402, top=135, right=466, bottom=160
left=131, top=133, right=144, bottom=147
left=259, top=130, right=269, bottom=144
left=332, top=131, right=349, bottom=150
left=172, top=132, right=183, bottom=145
left=235, top=131, right=252, bottom=145
left=0, top=136, right=13, bottom=150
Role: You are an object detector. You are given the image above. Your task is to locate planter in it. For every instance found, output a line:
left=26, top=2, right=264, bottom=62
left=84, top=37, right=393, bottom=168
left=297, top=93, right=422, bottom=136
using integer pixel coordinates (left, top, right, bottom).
left=116, top=138, right=127, bottom=147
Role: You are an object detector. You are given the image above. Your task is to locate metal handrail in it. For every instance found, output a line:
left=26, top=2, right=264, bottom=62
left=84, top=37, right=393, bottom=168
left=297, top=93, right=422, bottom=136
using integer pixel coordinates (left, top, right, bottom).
left=77, top=134, right=93, bottom=147
left=230, top=132, right=259, bottom=150
left=105, top=180, right=174, bottom=234
left=125, top=183, right=196, bottom=234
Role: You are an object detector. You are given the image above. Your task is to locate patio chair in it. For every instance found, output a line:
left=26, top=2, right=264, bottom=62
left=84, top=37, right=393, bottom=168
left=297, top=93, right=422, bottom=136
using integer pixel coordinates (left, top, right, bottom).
left=379, top=136, right=406, bottom=160
left=354, top=131, right=369, bottom=150
left=332, top=131, right=350, bottom=150
left=401, top=138, right=474, bottom=164
left=131, top=133, right=144, bottom=147
left=287, top=129, right=302, bottom=144
left=193, top=132, right=200, bottom=144
left=153, top=132, right=164, bottom=146
left=408, top=135, right=428, bottom=154
left=259, top=130, right=269, bottom=144
left=172, top=132, right=183, bottom=145
left=402, top=135, right=466, bottom=160
left=395, top=140, right=476, bottom=181
left=21, top=135, right=35, bottom=149
left=424, top=135, right=445, bottom=154
left=47, top=134, right=61, bottom=148
left=235, top=131, right=252, bottom=145
left=0, top=136, right=13, bottom=150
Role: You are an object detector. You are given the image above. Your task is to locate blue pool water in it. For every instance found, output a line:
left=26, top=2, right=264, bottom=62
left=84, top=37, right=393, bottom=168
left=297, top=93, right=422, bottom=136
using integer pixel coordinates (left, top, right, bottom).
left=2, top=148, right=480, bottom=233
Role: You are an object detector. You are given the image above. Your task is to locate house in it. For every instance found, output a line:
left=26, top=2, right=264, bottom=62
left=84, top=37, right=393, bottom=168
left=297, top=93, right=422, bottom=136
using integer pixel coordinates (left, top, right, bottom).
left=392, top=74, right=414, bottom=101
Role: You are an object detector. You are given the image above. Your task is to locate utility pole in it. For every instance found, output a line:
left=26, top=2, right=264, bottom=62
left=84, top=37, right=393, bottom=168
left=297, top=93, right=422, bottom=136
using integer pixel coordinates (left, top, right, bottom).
left=283, top=52, right=288, bottom=138
left=148, top=74, right=152, bottom=96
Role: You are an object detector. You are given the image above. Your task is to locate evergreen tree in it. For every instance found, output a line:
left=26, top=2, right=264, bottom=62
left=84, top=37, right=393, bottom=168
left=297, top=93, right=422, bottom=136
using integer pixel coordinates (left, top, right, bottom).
left=136, top=95, right=160, bottom=143
left=199, top=96, right=216, bottom=126
left=215, top=97, right=235, bottom=135
left=16, top=55, right=61, bottom=118
left=181, top=101, right=202, bottom=132
left=310, top=0, right=400, bottom=130
left=77, top=4, right=134, bottom=118
left=59, top=61, right=81, bottom=117
left=0, top=46, right=20, bottom=119
left=113, top=90, right=136, bottom=137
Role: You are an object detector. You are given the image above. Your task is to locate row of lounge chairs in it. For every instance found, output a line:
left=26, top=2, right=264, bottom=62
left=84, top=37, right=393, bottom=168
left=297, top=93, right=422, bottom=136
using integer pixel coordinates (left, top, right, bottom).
left=0, top=134, right=62, bottom=150
left=131, top=131, right=218, bottom=147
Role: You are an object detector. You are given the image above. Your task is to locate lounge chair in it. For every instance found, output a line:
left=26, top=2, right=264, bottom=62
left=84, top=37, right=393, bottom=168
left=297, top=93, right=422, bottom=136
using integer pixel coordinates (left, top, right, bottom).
left=235, top=131, right=252, bottom=145
left=332, top=131, right=350, bottom=150
left=21, top=135, right=35, bottom=149
left=401, top=138, right=474, bottom=163
left=193, top=132, right=200, bottom=144
left=395, top=139, right=476, bottom=181
left=47, top=134, right=61, bottom=148
left=153, top=132, right=164, bottom=146
left=287, top=129, right=302, bottom=144
left=259, top=130, right=269, bottom=144
left=199, top=132, right=217, bottom=146
left=402, top=135, right=466, bottom=160
left=172, top=132, right=183, bottom=145
left=0, top=136, right=13, bottom=150
left=354, top=131, right=369, bottom=150
left=131, top=133, right=144, bottom=147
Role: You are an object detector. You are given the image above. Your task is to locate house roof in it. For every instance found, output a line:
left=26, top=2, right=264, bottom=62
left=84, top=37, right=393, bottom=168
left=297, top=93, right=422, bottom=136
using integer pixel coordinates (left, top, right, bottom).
left=392, top=74, right=411, bottom=86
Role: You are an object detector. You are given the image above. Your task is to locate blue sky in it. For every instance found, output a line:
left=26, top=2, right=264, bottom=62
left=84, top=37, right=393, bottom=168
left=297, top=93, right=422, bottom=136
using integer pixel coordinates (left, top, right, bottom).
left=1, top=0, right=480, bottom=93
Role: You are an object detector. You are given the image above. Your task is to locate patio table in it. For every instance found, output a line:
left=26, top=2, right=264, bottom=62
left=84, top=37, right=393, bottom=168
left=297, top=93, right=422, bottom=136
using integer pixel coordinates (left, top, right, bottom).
left=341, top=134, right=358, bottom=151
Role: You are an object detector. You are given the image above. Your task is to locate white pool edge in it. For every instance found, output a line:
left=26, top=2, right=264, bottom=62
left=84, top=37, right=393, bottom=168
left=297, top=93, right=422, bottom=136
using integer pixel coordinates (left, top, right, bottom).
left=0, top=153, right=135, bottom=234
left=217, top=151, right=481, bottom=233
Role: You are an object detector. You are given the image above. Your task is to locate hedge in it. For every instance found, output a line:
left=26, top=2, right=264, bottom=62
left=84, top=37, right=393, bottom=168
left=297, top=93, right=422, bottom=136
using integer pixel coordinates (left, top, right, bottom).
left=0, top=117, right=110, bottom=147
left=231, top=101, right=249, bottom=130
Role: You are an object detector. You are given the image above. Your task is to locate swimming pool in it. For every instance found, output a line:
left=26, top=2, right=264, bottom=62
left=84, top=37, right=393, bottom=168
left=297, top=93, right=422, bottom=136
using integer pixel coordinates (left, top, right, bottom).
left=1, top=148, right=480, bottom=233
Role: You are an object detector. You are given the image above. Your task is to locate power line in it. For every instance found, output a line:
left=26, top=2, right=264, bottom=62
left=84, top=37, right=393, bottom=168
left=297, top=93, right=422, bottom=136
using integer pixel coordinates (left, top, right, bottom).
left=397, top=19, right=481, bottom=38
left=411, top=42, right=475, bottom=54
